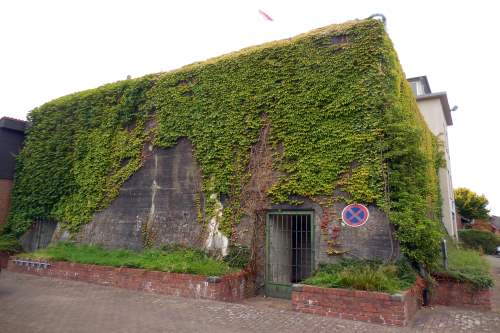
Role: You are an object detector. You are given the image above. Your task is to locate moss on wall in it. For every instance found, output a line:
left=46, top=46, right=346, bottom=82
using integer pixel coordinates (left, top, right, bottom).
left=4, top=19, right=443, bottom=267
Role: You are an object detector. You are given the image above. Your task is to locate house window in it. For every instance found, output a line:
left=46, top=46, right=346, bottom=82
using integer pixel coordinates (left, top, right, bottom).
left=410, top=81, right=425, bottom=96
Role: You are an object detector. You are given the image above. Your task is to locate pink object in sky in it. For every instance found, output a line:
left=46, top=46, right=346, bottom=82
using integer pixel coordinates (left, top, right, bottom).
left=258, top=9, right=273, bottom=21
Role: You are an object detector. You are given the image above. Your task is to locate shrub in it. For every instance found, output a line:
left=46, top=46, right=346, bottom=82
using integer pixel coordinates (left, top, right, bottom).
left=458, top=229, right=500, bottom=255
left=303, top=259, right=416, bottom=293
left=0, top=235, right=21, bottom=253
left=223, top=245, right=251, bottom=269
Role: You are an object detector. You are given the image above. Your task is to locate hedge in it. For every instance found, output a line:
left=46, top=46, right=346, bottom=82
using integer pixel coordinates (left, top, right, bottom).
left=459, top=229, right=500, bottom=255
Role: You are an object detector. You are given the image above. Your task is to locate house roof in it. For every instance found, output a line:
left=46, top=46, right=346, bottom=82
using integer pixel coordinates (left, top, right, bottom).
left=0, top=116, right=27, bottom=133
left=491, top=216, right=500, bottom=230
left=407, top=76, right=431, bottom=95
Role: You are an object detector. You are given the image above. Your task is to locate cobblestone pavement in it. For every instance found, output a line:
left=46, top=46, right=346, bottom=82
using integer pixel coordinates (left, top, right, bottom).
left=486, top=255, right=500, bottom=313
left=1, top=263, right=500, bottom=333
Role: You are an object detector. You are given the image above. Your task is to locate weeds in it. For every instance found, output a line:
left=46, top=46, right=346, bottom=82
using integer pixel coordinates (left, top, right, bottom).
left=303, top=259, right=416, bottom=293
left=18, top=242, right=238, bottom=276
left=437, top=245, right=493, bottom=289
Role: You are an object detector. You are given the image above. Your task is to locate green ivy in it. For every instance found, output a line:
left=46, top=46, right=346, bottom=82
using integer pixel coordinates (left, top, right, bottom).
left=5, top=77, right=155, bottom=235
left=4, top=19, right=443, bottom=267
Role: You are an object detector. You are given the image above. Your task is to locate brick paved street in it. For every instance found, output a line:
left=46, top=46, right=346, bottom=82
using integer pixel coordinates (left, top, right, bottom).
left=487, top=255, right=500, bottom=313
left=1, top=257, right=499, bottom=333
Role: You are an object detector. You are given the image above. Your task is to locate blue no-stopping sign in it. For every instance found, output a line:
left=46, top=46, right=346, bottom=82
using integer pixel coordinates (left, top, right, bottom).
left=342, top=204, right=369, bottom=227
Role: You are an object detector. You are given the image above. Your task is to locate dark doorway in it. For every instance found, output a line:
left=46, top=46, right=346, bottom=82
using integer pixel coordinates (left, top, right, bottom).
left=265, top=211, right=314, bottom=299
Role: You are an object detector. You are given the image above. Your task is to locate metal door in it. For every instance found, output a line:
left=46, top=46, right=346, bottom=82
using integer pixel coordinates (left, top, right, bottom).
left=265, top=211, right=314, bottom=299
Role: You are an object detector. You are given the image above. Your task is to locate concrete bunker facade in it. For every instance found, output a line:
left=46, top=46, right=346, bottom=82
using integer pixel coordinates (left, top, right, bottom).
left=5, top=19, right=443, bottom=298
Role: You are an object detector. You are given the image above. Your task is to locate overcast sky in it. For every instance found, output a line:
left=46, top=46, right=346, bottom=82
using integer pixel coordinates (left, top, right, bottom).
left=1, top=0, right=498, bottom=215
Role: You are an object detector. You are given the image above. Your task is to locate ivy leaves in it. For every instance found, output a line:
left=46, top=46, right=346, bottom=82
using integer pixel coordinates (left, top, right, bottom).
left=6, top=78, right=154, bottom=235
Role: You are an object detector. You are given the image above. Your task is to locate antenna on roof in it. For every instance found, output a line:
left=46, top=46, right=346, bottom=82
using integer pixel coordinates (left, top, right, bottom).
left=367, top=13, right=386, bottom=26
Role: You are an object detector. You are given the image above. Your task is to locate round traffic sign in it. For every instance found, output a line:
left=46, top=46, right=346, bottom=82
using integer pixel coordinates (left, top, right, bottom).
left=341, top=204, right=369, bottom=227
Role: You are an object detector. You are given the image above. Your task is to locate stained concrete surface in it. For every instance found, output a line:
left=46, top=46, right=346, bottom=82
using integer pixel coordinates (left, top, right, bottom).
left=76, top=138, right=204, bottom=250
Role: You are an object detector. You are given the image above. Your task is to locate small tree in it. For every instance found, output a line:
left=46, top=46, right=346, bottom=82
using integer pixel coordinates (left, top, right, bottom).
left=454, top=187, right=490, bottom=220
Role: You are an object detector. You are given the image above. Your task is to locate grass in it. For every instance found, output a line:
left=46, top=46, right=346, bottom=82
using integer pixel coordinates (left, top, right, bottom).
left=303, top=259, right=416, bottom=294
left=437, top=244, right=493, bottom=289
left=17, top=242, right=239, bottom=276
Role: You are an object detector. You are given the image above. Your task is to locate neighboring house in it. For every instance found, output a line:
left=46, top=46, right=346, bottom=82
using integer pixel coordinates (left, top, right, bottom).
left=489, top=216, right=500, bottom=235
left=470, top=219, right=494, bottom=232
left=456, top=212, right=472, bottom=230
left=0, top=117, right=26, bottom=228
left=408, top=76, right=458, bottom=239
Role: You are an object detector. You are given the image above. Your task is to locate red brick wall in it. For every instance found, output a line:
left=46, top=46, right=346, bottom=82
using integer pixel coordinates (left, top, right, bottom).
left=291, top=278, right=424, bottom=326
left=0, top=179, right=13, bottom=229
left=8, top=260, right=255, bottom=302
left=0, top=252, right=9, bottom=268
left=431, top=274, right=492, bottom=311
left=456, top=213, right=464, bottom=230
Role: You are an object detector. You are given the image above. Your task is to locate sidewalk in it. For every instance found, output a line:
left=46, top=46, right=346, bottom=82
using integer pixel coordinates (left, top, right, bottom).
left=1, top=259, right=500, bottom=333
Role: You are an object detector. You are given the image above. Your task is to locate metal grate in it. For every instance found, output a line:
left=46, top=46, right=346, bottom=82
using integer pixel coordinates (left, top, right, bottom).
left=266, top=211, right=314, bottom=298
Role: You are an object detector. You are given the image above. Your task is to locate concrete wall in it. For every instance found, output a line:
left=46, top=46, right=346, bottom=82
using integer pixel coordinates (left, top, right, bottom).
left=74, top=138, right=205, bottom=250
left=242, top=199, right=397, bottom=289
left=40, top=137, right=397, bottom=291
left=318, top=203, right=397, bottom=264
left=257, top=201, right=397, bottom=266
left=20, top=220, right=58, bottom=252
left=417, top=98, right=457, bottom=238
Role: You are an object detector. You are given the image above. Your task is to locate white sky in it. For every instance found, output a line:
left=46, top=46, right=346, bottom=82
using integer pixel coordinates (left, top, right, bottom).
left=1, top=0, right=499, bottom=215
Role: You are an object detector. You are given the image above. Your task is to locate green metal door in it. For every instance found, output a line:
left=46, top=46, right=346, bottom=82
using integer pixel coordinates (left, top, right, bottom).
left=265, top=211, right=314, bottom=299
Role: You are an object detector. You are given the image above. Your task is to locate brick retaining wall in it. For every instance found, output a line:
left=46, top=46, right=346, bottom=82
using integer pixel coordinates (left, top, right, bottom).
left=431, top=274, right=492, bottom=311
left=0, top=179, right=13, bottom=229
left=7, top=259, right=255, bottom=302
left=0, top=252, right=9, bottom=268
left=292, top=277, right=425, bottom=326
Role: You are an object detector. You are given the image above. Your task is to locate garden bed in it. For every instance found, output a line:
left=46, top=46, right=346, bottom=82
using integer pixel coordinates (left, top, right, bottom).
left=292, top=259, right=423, bottom=326
left=8, top=259, right=255, bottom=302
left=8, top=242, right=255, bottom=302
left=430, top=273, right=491, bottom=311
left=430, top=245, right=492, bottom=310
left=292, top=278, right=425, bottom=326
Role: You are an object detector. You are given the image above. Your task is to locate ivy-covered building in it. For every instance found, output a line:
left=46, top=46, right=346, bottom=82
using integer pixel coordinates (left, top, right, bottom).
left=4, top=19, right=444, bottom=298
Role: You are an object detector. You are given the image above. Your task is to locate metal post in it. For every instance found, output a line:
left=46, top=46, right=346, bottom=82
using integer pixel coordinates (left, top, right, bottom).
left=441, top=238, right=448, bottom=270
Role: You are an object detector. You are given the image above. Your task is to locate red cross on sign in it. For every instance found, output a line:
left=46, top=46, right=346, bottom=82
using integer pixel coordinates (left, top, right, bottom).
left=342, top=204, right=369, bottom=227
